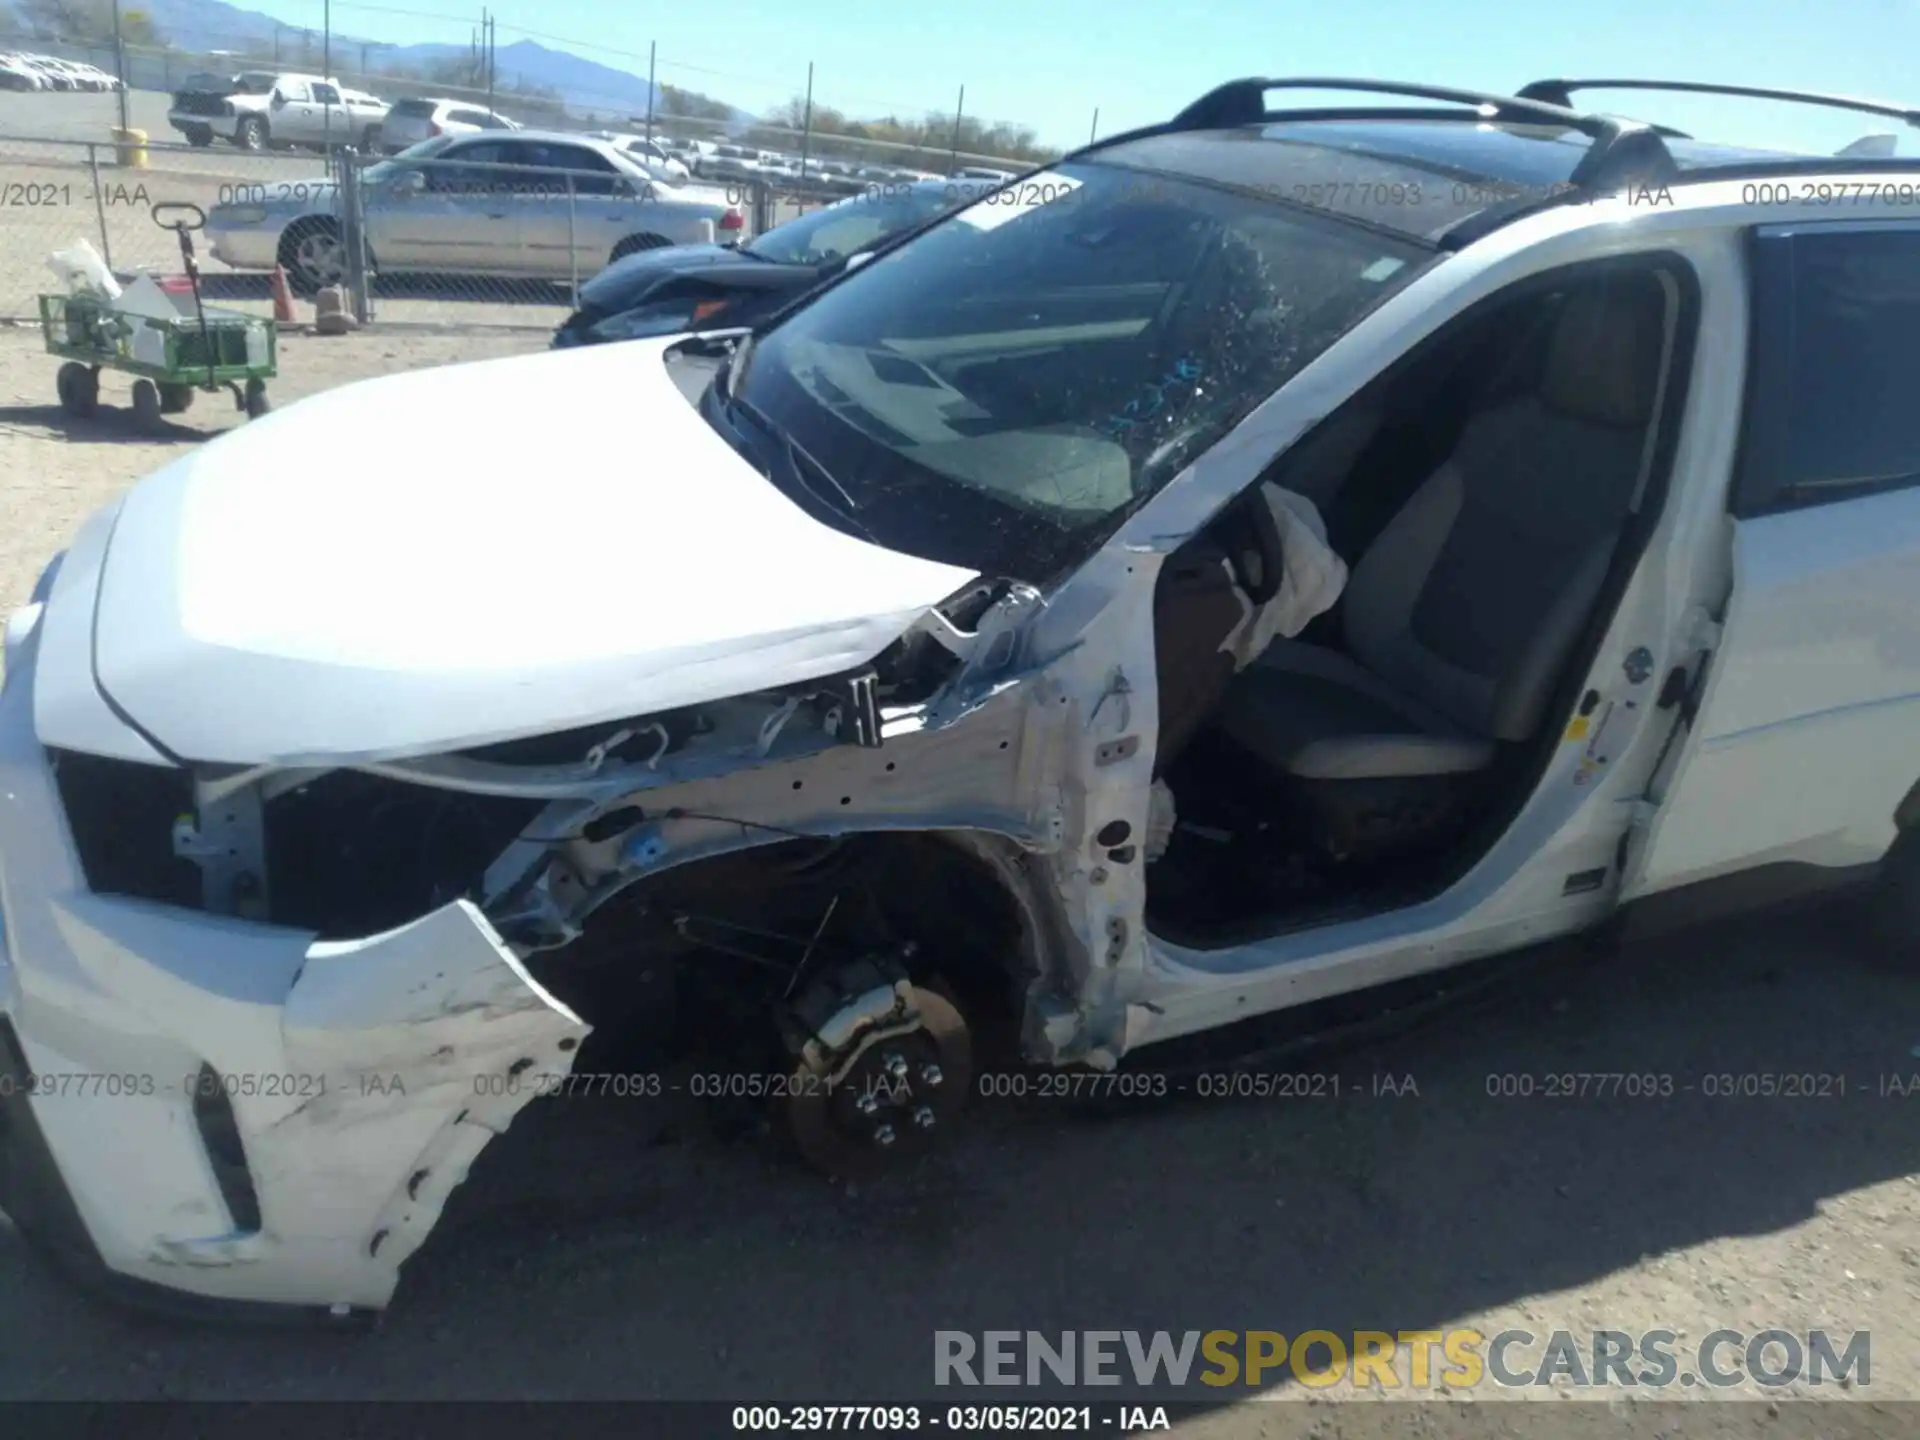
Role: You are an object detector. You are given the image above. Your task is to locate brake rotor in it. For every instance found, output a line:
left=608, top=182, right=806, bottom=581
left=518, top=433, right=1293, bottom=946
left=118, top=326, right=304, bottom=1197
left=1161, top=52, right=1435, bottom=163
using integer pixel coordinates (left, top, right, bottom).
left=784, top=981, right=973, bottom=1181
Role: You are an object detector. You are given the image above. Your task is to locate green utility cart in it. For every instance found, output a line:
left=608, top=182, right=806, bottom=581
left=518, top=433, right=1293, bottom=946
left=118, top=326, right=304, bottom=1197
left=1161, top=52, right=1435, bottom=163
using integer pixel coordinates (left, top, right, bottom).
left=42, top=202, right=276, bottom=428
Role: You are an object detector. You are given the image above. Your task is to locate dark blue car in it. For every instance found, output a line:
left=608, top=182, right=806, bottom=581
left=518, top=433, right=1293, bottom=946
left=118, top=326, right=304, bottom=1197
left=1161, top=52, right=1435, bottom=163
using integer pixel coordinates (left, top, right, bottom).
left=551, top=178, right=999, bottom=347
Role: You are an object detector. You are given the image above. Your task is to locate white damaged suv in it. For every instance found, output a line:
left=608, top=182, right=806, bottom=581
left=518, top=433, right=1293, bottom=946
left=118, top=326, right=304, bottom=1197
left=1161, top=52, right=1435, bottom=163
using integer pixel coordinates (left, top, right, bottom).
left=3, top=76, right=1918, bottom=1321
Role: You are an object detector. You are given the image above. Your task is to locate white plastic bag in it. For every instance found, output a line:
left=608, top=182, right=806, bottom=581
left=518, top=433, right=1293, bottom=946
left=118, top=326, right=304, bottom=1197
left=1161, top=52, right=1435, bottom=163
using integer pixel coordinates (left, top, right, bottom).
left=45, top=237, right=121, bottom=300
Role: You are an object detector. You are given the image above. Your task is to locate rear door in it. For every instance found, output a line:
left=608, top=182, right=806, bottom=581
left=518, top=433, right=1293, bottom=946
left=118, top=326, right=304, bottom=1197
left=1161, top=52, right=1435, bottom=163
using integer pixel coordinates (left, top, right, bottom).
left=1625, top=222, right=1920, bottom=896
left=373, top=138, right=522, bottom=272
left=517, top=141, right=638, bottom=277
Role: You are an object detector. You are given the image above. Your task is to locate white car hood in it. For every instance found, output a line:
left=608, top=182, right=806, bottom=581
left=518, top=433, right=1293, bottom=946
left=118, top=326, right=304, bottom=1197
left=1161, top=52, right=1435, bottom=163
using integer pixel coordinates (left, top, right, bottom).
left=66, top=339, right=977, bottom=765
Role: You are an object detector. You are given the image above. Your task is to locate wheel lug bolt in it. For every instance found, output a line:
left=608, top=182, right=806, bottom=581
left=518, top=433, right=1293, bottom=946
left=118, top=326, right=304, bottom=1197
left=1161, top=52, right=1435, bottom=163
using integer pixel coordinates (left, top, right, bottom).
left=918, top=1063, right=943, bottom=1087
left=883, top=1052, right=909, bottom=1081
left=873, top=1123, right=897, bottom=1147
left=854, top=1091, right=880, bottom=1116
left=912, top=1105, right=936, bottom=1130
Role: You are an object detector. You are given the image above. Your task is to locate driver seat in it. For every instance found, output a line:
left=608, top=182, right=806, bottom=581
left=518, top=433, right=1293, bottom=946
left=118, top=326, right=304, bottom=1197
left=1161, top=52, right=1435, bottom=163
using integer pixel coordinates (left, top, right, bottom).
left=1215, top=279, right=1669, bottom=860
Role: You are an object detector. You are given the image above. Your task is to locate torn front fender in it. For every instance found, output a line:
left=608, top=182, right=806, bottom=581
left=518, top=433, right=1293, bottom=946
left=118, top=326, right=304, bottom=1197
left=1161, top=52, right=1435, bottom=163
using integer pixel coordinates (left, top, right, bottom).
left=266, top=901, right=591, bottom=1300
left=5, top=896, right=584, bottom=1313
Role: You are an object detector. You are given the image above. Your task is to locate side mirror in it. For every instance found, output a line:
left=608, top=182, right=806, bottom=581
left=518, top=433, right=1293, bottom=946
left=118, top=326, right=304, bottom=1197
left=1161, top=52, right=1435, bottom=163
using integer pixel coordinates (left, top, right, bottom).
left=391, top=168, right=425, bottom=195
left=843, top=250, right=875, bottom=273
left=270, top=90, right=287, bottom=110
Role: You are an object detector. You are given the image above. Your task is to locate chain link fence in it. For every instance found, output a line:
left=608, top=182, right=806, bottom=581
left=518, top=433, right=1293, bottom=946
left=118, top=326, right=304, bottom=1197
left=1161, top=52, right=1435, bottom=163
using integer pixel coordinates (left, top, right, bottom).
left=0, top=128, right=875, bottom=334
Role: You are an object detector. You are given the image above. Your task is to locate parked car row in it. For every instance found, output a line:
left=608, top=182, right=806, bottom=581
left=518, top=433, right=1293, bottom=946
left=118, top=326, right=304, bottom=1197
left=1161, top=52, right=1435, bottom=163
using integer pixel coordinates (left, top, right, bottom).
left=0, top=52, right=121, bottom=91
left=650, top=136, right=965, bottom=194
left=205, top=129, right=746, bottom=290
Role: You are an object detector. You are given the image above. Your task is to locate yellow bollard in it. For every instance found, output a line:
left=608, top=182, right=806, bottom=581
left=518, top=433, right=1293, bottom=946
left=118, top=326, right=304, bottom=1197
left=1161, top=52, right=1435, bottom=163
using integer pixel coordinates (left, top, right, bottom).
left=110, top=127, right=148, bottom=169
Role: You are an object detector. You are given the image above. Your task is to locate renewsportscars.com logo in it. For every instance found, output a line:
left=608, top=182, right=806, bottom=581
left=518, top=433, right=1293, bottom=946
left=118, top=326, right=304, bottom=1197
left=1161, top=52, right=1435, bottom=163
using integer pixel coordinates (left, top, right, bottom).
left=933, top=1329, right=1871, bottom=1391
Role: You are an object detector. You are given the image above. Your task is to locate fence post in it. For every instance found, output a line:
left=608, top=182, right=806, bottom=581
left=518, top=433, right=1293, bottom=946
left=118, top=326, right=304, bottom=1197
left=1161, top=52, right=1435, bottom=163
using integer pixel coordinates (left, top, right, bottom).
left=340, top=151, right=371, bottom=323
left=949, top=85, right=964, bottom=176
left=111, top=0, right=129, bottom=133
left=798, top=62, right=814, bottom=182
left=86, top=143, right=113, bottom=272
left=752, top=178, right=773, bottom=237
left=566, top=172, right=580, bottom=306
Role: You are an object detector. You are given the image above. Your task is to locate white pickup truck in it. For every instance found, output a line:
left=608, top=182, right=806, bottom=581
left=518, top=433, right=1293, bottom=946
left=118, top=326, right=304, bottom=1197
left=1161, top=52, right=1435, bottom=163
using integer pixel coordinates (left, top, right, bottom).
left=168, top=70, right=389, bottom=152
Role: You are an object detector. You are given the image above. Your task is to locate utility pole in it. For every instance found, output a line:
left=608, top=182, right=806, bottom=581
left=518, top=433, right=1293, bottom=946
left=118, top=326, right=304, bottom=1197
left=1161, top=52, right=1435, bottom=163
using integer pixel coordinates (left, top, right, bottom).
left=110, top=0, right=128, bottom=132
left=322, top=0, right=331, bottom=152
left=484, top=11, right=495, bottom=118
left=1089, top=107, right=1099, bottom=143
left=645, top=41, right=656, bottom=142
left=799, top=62, right=813, bottom=180
left=948, top=84, right=963, bottom=176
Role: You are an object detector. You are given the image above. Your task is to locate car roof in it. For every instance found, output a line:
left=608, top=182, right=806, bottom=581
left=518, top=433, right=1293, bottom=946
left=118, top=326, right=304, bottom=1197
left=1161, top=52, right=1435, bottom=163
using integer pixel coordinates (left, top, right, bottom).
left=452, top=130, right=639, bottom=167
left=489, top=128, right=618, bottom=148
left=1089, top=116, right=1893, bottom=241
left=1078, top=80, right=1920, bottom=244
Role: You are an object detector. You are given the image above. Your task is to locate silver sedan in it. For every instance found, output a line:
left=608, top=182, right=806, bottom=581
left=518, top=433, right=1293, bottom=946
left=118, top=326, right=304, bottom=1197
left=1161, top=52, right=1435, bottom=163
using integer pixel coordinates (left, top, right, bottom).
left=206, top=130, right=748, bottom=292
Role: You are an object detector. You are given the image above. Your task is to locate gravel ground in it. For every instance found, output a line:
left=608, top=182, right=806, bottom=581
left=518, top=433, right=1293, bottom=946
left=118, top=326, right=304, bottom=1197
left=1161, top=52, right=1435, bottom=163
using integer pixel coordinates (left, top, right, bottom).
left=0, top=326, right=1917, bottom=1435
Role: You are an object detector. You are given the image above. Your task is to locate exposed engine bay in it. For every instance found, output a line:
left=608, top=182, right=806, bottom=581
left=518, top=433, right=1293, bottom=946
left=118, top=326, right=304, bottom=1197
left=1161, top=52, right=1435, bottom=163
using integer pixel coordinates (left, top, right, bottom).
left=43, top=575, right=1045, bottom=1183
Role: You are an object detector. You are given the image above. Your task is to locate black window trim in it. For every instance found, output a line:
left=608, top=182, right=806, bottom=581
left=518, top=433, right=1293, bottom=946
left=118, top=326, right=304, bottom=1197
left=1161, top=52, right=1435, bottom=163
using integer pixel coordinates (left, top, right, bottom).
left=1732, top=219, right=1920, bottom=519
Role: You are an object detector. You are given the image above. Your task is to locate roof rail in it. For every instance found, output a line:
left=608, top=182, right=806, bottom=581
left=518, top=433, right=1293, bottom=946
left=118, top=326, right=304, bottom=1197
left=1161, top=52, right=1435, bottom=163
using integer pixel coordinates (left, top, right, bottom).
left=1164, top=77, right=1678, bottom=190
left=1516, top=79, right=1920, bottom=129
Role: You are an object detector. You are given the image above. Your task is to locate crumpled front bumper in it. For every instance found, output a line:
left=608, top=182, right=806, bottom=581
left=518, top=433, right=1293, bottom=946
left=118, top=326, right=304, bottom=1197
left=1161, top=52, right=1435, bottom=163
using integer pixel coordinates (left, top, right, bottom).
left=0, top=610, right=588, bottom=1315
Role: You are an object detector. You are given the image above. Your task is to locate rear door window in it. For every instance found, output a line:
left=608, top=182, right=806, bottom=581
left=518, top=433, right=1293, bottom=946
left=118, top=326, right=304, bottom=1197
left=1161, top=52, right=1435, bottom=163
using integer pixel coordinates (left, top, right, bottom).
left=428, top=139, right=511, bottom=194
left=525, top=142, right=624, bottom=196
left=1735, top=225, right=1920, bottom=515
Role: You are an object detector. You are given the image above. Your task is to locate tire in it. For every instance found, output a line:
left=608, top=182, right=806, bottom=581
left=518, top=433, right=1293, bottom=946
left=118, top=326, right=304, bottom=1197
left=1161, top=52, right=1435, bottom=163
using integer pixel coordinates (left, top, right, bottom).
left=184, top=125, right=213, bottom=148
left=278, top=218, right=347, bottom=295
left=157, top=382, right=194, bottom=415
left=1859, top=828, right=1920, bottom=967
left=244, top=379, right=270, bottom=419
left=361, top=125, right=381, bottom=154
left=234, top=115, right=267, bottom=152
left=129, top=378, right=162, bottom=428
left=610, top=233, right=672, bottom=263
left=54, top=361, right=97, bottom=418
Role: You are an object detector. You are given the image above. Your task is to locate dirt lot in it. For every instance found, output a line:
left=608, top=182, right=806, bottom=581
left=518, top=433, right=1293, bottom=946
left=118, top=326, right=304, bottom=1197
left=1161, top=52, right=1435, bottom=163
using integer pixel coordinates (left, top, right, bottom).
left=0, top=325, right=1917, bottom=1436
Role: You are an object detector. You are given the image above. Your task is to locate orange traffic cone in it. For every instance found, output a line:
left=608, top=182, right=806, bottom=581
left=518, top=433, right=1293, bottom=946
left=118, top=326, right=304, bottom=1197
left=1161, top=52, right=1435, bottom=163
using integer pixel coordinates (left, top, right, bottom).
left=270, top=265, right=297, bottom=325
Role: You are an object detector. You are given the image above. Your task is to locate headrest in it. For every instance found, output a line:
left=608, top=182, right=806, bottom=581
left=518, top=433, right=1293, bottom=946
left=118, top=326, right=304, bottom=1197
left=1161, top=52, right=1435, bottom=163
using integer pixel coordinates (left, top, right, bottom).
left=1538, top=282, right=1667, bottom=430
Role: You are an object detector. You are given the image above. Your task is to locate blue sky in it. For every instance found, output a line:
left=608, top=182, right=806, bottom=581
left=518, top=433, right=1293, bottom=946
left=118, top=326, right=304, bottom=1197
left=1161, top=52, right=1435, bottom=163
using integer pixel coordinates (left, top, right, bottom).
left=249, top=0, right=1920, bottom=153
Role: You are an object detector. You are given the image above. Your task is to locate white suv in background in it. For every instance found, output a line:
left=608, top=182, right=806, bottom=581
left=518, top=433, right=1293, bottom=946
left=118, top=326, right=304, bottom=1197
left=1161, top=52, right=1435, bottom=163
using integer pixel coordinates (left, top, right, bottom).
left=594, top=132, right=692, bottom=185
left=381, top=96, right=521, bottom=153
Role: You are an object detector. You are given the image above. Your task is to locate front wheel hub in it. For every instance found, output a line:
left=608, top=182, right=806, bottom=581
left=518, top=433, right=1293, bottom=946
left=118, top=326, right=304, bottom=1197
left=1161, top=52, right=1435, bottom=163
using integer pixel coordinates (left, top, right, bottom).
left=780, top=956, right=972, bottom=1180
